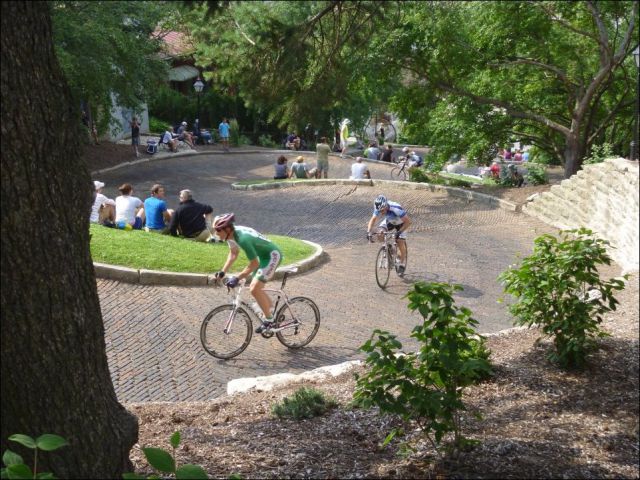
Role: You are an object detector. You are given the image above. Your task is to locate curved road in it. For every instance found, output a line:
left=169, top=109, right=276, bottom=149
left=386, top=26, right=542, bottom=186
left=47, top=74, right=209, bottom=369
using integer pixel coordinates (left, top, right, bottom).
left=96, top=152, right=554, bottom=402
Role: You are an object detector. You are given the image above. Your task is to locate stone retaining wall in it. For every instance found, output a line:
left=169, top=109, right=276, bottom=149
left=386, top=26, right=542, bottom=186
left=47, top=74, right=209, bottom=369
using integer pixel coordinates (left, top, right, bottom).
left=523, top=158, right=639, bottom=272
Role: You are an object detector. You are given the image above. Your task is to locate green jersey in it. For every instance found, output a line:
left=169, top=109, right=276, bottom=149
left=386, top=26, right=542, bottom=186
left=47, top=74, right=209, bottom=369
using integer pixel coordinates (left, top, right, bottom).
left=230, top=226, right=281, bottom=261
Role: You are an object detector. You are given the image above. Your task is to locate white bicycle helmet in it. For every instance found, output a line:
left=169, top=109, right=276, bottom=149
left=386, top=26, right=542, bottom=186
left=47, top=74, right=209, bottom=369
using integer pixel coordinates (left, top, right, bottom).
left=374, top=195, right=388, bottom=210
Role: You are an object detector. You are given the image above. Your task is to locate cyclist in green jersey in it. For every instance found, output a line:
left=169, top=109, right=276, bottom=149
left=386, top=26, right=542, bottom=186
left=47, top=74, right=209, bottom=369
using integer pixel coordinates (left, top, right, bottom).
left=213, top=213, right=283, bottom=333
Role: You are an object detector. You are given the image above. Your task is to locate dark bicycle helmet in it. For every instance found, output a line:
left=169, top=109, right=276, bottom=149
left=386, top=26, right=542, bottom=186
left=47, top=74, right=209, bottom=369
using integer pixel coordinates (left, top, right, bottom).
left=374, top=195, right=388, bottom=210
left=213, top=213, right=235, bottom=230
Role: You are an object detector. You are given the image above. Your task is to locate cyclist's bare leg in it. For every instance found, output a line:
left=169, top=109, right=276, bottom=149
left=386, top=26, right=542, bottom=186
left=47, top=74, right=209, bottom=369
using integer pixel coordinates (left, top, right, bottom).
left=397, top=238, right=407, bottom=265
left=250, top=278, right=272, bottom=319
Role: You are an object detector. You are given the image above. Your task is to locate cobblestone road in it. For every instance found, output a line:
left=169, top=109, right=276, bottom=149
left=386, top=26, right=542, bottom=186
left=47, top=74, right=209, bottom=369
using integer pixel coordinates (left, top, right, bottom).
left=96, top=152, right=555, bottom=402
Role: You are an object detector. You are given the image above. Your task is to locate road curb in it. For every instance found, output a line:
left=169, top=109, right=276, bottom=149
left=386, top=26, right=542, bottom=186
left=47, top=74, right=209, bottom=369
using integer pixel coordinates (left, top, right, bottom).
left=231, top=178, right=520, bottom=212
left=93, top=239, right=325, bottom=286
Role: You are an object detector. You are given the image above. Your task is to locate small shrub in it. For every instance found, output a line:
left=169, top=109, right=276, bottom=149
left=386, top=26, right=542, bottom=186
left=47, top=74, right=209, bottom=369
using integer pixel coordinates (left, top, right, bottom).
left=354, top=282, right=492, bottom=455
left=272, top=387, right=337, bottom=420
left=525, top=164, right=548, bottom=185
left=229, top=119, right=240, bottom=146
left=237, top=134, right=252, bottom=146
left=409, top=169, right=471, bottom=187
left=2, top=433, right=68, bottom=479
left=257, top=134, right=278, bottom=148
left=148, top=116, right=167, bottom=134
left=123, top=431, right=208, bottom=479
left=499, top=228, right=627, bottom=369
left=528, top=146, right=560, bottom=165
left=584, top=143, right=615, bottom=165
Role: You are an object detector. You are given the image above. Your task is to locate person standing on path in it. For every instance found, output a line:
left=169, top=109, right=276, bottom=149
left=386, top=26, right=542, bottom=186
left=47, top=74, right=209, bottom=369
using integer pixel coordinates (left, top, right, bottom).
left=219, top=117, right=230, bottom=152
left=130, top=116, right=141, bottom=158
left=315, top=136, right=331, bottom=178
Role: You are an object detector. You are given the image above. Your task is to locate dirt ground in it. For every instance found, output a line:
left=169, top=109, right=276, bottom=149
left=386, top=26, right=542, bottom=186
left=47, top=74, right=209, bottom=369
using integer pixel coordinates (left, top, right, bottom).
left=127, top=271, right=638, bottom=479
left=83, top=143, right=638, bottom=478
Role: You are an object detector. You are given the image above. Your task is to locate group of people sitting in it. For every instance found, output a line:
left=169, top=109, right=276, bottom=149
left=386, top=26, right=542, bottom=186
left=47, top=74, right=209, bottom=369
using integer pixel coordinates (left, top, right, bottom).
left=274, top=155, right=319, bottom=179
left=501, top=147, right=529, bottom=162
left=149, top=119, right=214, bottom=154
left=91, top=181, right=222, bottom=242
left=284, top=132, right=307, bottom=151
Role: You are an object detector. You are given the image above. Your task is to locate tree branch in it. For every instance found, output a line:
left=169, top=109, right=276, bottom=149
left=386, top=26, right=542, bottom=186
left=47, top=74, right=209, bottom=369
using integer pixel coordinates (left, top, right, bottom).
left=586, top=0, right=611, bottom=67
left=492, top=57, right=578, bottom=89
left=233, top=19, right=255, bottom=46
left=535, top=2, right=599, bottom=44
left=587, top=98, right=634, bottom=145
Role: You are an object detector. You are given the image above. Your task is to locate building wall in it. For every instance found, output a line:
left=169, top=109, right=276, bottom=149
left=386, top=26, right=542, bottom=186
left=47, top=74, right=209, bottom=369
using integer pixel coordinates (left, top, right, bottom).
left=523, top=158, right=639, bottom=273
left=107, top=93, right=150, bottom=141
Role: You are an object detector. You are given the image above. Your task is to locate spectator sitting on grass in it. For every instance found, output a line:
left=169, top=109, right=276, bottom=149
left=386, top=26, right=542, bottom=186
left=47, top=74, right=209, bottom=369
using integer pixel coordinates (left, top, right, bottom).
left=290, top=155, right=311, bottom=179
left=115, top=183, right=145, bottom=230
left=143, top=184, right=173, bottom=234
left=90, top=180, right=115, bottom=227
left=169, top=189, right=215, bottom=242
left=274, top=155, right=290, bottom=180
left=350, top=157, right=371, bottom=180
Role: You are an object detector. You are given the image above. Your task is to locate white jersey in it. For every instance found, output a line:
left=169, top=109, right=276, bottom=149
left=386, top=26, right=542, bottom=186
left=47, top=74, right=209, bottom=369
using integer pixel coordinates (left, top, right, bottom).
left=373, top=201, right=406, bottom=226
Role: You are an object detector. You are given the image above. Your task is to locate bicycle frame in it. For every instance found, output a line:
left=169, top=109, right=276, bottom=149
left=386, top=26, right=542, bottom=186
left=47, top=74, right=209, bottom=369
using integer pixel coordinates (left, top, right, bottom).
left=222, top=273, right=300, bottom=334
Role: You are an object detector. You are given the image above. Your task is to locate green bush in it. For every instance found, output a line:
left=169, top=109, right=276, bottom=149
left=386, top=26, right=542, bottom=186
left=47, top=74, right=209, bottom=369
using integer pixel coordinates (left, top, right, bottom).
left=409, top=168, right=471, bottom=188
left=272, top=387, right=337, bottom=420
left=354, top=282, right=492, bottom=454
left=499, top=228, right=627, bottom=369
left=229, top=119, right=240, bottom=146
left=528, top=146, right=560, bottom=165
left=148, top=116, right=167, bottom=134
left=584, top=143, right=615, bottom=165
left=257, top=134, right=278, bottom=148
left=2, top=433, right=68, bottom=479
left=525, top=164, right=548, bottom=185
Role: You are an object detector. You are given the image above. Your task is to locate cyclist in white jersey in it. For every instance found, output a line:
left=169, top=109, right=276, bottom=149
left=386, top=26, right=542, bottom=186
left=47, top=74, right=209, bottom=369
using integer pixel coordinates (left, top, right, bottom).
left=367, top=195, right=411, bottom=275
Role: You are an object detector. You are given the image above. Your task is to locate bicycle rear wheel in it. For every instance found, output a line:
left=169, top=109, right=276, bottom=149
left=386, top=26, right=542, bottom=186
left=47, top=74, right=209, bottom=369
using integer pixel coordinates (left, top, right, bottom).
left=275, top=297, right=320, bottom=348
left=375, top=245, right=391, bottom=289
left=390, top=166, right=407, bottom=180
left=200, top=305, right=252, bottom=359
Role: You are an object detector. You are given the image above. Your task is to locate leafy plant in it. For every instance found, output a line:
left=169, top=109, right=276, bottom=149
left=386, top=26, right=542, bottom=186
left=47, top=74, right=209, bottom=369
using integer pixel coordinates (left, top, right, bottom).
left=354, top=282, right=492, bottom=456
left=524, top=164, right=548, bottom=185
left=148, top=116, right=166, bottom=134
left=272, top=387, right=337, bottom=420
left=123, top=431, right=207, bottom=480
left=584, top=143, right=615, bottom=165
left=257, top=134, right=278, bottom=148
left=2, top=433, right=68, bottom=479
left=229, top=119, right=241, bottom=146
left=528, top=146, right=560, bottom=165
left=499, top=228, right=627, bottom=369
left=409, top=168, right=472, bottom=188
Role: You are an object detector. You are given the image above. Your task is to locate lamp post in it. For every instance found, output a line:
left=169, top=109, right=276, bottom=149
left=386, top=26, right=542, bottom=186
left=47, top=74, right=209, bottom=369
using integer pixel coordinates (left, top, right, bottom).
left=631, top=46, right=639, bottom=161
left=193, top=77, right=204, bottom=134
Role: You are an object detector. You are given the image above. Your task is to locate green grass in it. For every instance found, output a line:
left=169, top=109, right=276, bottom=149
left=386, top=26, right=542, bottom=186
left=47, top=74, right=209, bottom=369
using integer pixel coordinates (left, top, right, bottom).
left=272, top=387, right=338, bottom=420
left=235, top=178, right=311, bottom=186
left=438, top=171, right=497, bottom=186
left=89, top=224, right=315, bottom=273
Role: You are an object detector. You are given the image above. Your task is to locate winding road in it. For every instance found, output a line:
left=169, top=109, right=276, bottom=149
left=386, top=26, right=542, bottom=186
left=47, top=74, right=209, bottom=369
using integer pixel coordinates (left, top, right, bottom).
left=95, top=152, right=555, bottom=402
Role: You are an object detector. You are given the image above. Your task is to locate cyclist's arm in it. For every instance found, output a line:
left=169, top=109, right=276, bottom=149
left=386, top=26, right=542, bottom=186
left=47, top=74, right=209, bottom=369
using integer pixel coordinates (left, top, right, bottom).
left=237, top=258, right=260, bottom=281
left=398, top=215, right=412, bottom=234
left=221, top=244, right=239, bottom=274
left=367, top=213, right=380, bottom=233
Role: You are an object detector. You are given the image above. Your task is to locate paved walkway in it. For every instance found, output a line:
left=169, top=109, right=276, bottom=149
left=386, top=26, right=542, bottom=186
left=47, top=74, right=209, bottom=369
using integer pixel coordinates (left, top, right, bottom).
left=95, top=152, right=555, bottom=402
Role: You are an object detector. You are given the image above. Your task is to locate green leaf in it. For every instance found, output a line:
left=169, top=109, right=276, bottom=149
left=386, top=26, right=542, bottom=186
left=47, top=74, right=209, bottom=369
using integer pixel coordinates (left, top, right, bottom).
left=35, top=435, right=68, bottom=452
left=381, top=429, right=398, bottom=448
left=176, top=464, right=208, bottom=479
left=142, top=447, right=175, bottom=473
left=35, top=473, right=56, bottom=479
left=122, top=473, right=145, bottom=479
left=169, top=431, right=181, bottom=449
left=5, top=464, right=32, bottom=480
left=2, top=450, right=23, bottom=467
left=7, top=436, right=35, bottom=450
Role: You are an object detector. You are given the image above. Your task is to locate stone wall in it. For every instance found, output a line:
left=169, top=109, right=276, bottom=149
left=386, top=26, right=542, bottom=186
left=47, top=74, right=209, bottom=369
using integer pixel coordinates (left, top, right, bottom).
left=523, top=158, right=639, bottom=273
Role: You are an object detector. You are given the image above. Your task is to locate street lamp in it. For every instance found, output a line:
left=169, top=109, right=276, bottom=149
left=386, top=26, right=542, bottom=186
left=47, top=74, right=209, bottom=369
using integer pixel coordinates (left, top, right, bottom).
left=193, top=77, right=204, bottom=136
left=631, top=46, right=639, bottom=161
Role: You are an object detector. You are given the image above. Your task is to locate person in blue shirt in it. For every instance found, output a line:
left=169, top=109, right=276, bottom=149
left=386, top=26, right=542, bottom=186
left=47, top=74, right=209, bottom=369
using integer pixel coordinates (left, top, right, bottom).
left=218, top=117, right=230, bottom=152
left=143, top=184, right=173, bottom=233
left=366, top=195, right=412, bottom=275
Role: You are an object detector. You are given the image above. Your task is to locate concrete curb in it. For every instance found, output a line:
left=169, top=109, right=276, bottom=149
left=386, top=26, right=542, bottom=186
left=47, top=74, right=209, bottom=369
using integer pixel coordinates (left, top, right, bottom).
left=93, top=239, right=325, bottom=286
left=231, top=178, right=521, bottom=212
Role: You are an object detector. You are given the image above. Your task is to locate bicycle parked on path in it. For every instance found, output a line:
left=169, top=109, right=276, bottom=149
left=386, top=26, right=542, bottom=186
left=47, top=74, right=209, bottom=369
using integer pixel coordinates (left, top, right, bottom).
left=390, top=157, right=409, bottom=181
left=372, top=230, right=409, bottom=289
left=200, top=266, right=321, bottom=359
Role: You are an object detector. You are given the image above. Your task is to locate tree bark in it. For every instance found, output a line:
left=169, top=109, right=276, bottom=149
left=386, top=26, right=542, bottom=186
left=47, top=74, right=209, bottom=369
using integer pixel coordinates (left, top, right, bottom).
left=1, top=2, right=137, bottom=478
left=563, top=133, right=584, bottom=179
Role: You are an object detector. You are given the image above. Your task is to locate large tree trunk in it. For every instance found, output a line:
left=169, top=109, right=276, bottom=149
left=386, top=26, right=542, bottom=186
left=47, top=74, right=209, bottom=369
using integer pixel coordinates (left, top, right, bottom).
left=1, top=2, right=138, bottom=478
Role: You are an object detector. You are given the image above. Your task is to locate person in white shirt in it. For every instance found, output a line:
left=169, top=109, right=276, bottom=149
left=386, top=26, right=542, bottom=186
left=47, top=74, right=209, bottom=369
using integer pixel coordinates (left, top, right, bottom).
left=114, top=183, right=145, bottom=229
left=162, top=127, right=178, bottom=152
left=350, top=157, right=371, bottom=180
left=90, top=180, right=115, bottom=225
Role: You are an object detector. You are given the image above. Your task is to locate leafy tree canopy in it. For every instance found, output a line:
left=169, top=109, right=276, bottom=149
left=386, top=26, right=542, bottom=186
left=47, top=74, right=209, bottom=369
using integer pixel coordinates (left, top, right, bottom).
left=51, top=0, right=169, bottom=131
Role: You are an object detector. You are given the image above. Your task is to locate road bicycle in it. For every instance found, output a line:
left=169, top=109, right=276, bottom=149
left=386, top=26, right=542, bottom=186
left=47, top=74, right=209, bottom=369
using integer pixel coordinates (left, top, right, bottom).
left=390, top=157, right=409, bottom=181
left=200, top=266, right=321, bottom=359
left=371, top=230, right=409, bottom=289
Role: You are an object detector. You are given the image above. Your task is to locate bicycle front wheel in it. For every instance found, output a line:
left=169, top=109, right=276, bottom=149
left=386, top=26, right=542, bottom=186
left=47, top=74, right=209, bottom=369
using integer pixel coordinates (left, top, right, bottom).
left=390, top=166, right=406, bottom=180
left=375, top=246, right=391, bottom=289
left=200, top=305, right=252, bottom=359
left=275, top=297, right=321, bottom=349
